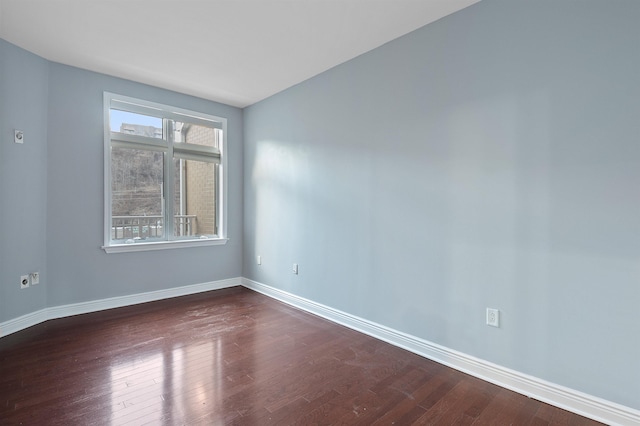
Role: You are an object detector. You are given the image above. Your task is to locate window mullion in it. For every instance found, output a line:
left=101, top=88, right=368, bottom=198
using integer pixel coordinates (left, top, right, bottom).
left=164, top=119, right=175, bottom=240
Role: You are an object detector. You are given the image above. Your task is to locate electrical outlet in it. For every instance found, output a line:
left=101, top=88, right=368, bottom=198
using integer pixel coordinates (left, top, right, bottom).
left=20, top=275, right=30, bottom=289
left=293, top=263, right=298, bottom=275
left=14, top=129, right=24, bottom=144
left=30, top=272, right=40, bottom=285
left=486, top=308, right=500, bottom=327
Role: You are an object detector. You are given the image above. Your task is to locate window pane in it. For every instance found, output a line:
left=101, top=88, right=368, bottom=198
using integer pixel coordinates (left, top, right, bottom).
left=110, top=109, right=163, bottom=138
left=111, top=147, right=164, bottom=241
left=174, top=122, right=219, bottom=148
left=173, top=157, right=217, bottom=238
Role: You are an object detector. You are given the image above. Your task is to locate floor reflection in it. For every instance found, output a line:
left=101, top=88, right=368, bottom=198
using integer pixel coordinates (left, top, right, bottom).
left=108, top=338, right=223, bottom=424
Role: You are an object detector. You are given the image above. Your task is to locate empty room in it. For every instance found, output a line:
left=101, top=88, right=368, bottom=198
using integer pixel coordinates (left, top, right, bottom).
left=1, top=0, right=638, bottom=424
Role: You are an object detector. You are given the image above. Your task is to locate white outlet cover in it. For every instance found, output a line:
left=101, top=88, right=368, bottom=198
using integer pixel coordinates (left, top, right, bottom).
left=20, top=275, right=30, bottom=288
left=486, top=308, right=500, bottom=327
left=14, top=130, right=24, bottom=144
left=31, top=272, right=40, bottom=285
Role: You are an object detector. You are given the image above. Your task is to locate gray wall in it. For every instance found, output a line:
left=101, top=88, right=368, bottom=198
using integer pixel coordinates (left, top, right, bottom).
left=243, top=0, right=640, bottom=409
left=0, top=40, right=243, bottom=322
left=0, top=40, right=49, bottom=322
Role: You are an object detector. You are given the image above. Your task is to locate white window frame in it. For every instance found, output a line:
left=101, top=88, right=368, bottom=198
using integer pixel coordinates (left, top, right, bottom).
left=102, top=92, right=228, bottom=253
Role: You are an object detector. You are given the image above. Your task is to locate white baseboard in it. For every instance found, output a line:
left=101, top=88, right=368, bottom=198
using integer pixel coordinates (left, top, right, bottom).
left=0, top=308, right=50, bottom=339
left=0, top=277, right=241, bottom=338
left=2, top=276, right=637, bottom=425
left=241, top=277, right=640, bottom=426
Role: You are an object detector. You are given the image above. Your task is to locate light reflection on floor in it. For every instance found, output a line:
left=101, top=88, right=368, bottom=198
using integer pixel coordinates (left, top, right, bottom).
left=108, top=339, right=223, bottom=425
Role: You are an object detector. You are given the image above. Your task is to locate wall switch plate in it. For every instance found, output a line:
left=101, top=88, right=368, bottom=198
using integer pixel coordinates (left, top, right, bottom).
left=293, top=263, right=298, bottom=275
left=257, top=255, right=262, bottom=265
left=14, top=130, right=24, bottom=144
left=486, top=308, right=500, bottom=327
left=20, top=275, right=30, bottom=289
left=30, top=272, right=40, bottom=285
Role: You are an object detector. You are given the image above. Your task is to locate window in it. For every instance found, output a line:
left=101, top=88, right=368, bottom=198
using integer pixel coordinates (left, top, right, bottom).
left=103, top=93, right=227, bottom=252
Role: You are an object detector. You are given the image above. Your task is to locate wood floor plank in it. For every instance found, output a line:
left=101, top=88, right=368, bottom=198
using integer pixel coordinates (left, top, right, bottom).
left=0, top=287, right=603, bottom=425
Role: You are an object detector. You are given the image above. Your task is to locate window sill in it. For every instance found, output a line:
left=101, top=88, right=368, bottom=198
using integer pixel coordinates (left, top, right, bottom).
left=102, top=238, right=228, bottom=253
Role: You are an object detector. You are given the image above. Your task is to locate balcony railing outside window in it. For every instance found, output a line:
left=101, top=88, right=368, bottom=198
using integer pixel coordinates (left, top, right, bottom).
left=112, top=215, right=196, bottom=240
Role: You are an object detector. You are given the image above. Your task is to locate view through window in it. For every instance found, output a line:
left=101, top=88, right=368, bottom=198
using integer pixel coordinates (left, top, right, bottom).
left=104, top=93, right=226, bottom=250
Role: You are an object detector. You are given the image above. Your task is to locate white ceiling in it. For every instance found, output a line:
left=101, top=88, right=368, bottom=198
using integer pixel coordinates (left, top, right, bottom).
left=0, top=0, right=479, bottom=108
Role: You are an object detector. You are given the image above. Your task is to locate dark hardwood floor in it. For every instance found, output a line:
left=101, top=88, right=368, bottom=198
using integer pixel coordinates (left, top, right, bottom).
left=0, top=287, right=602, bottom=425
